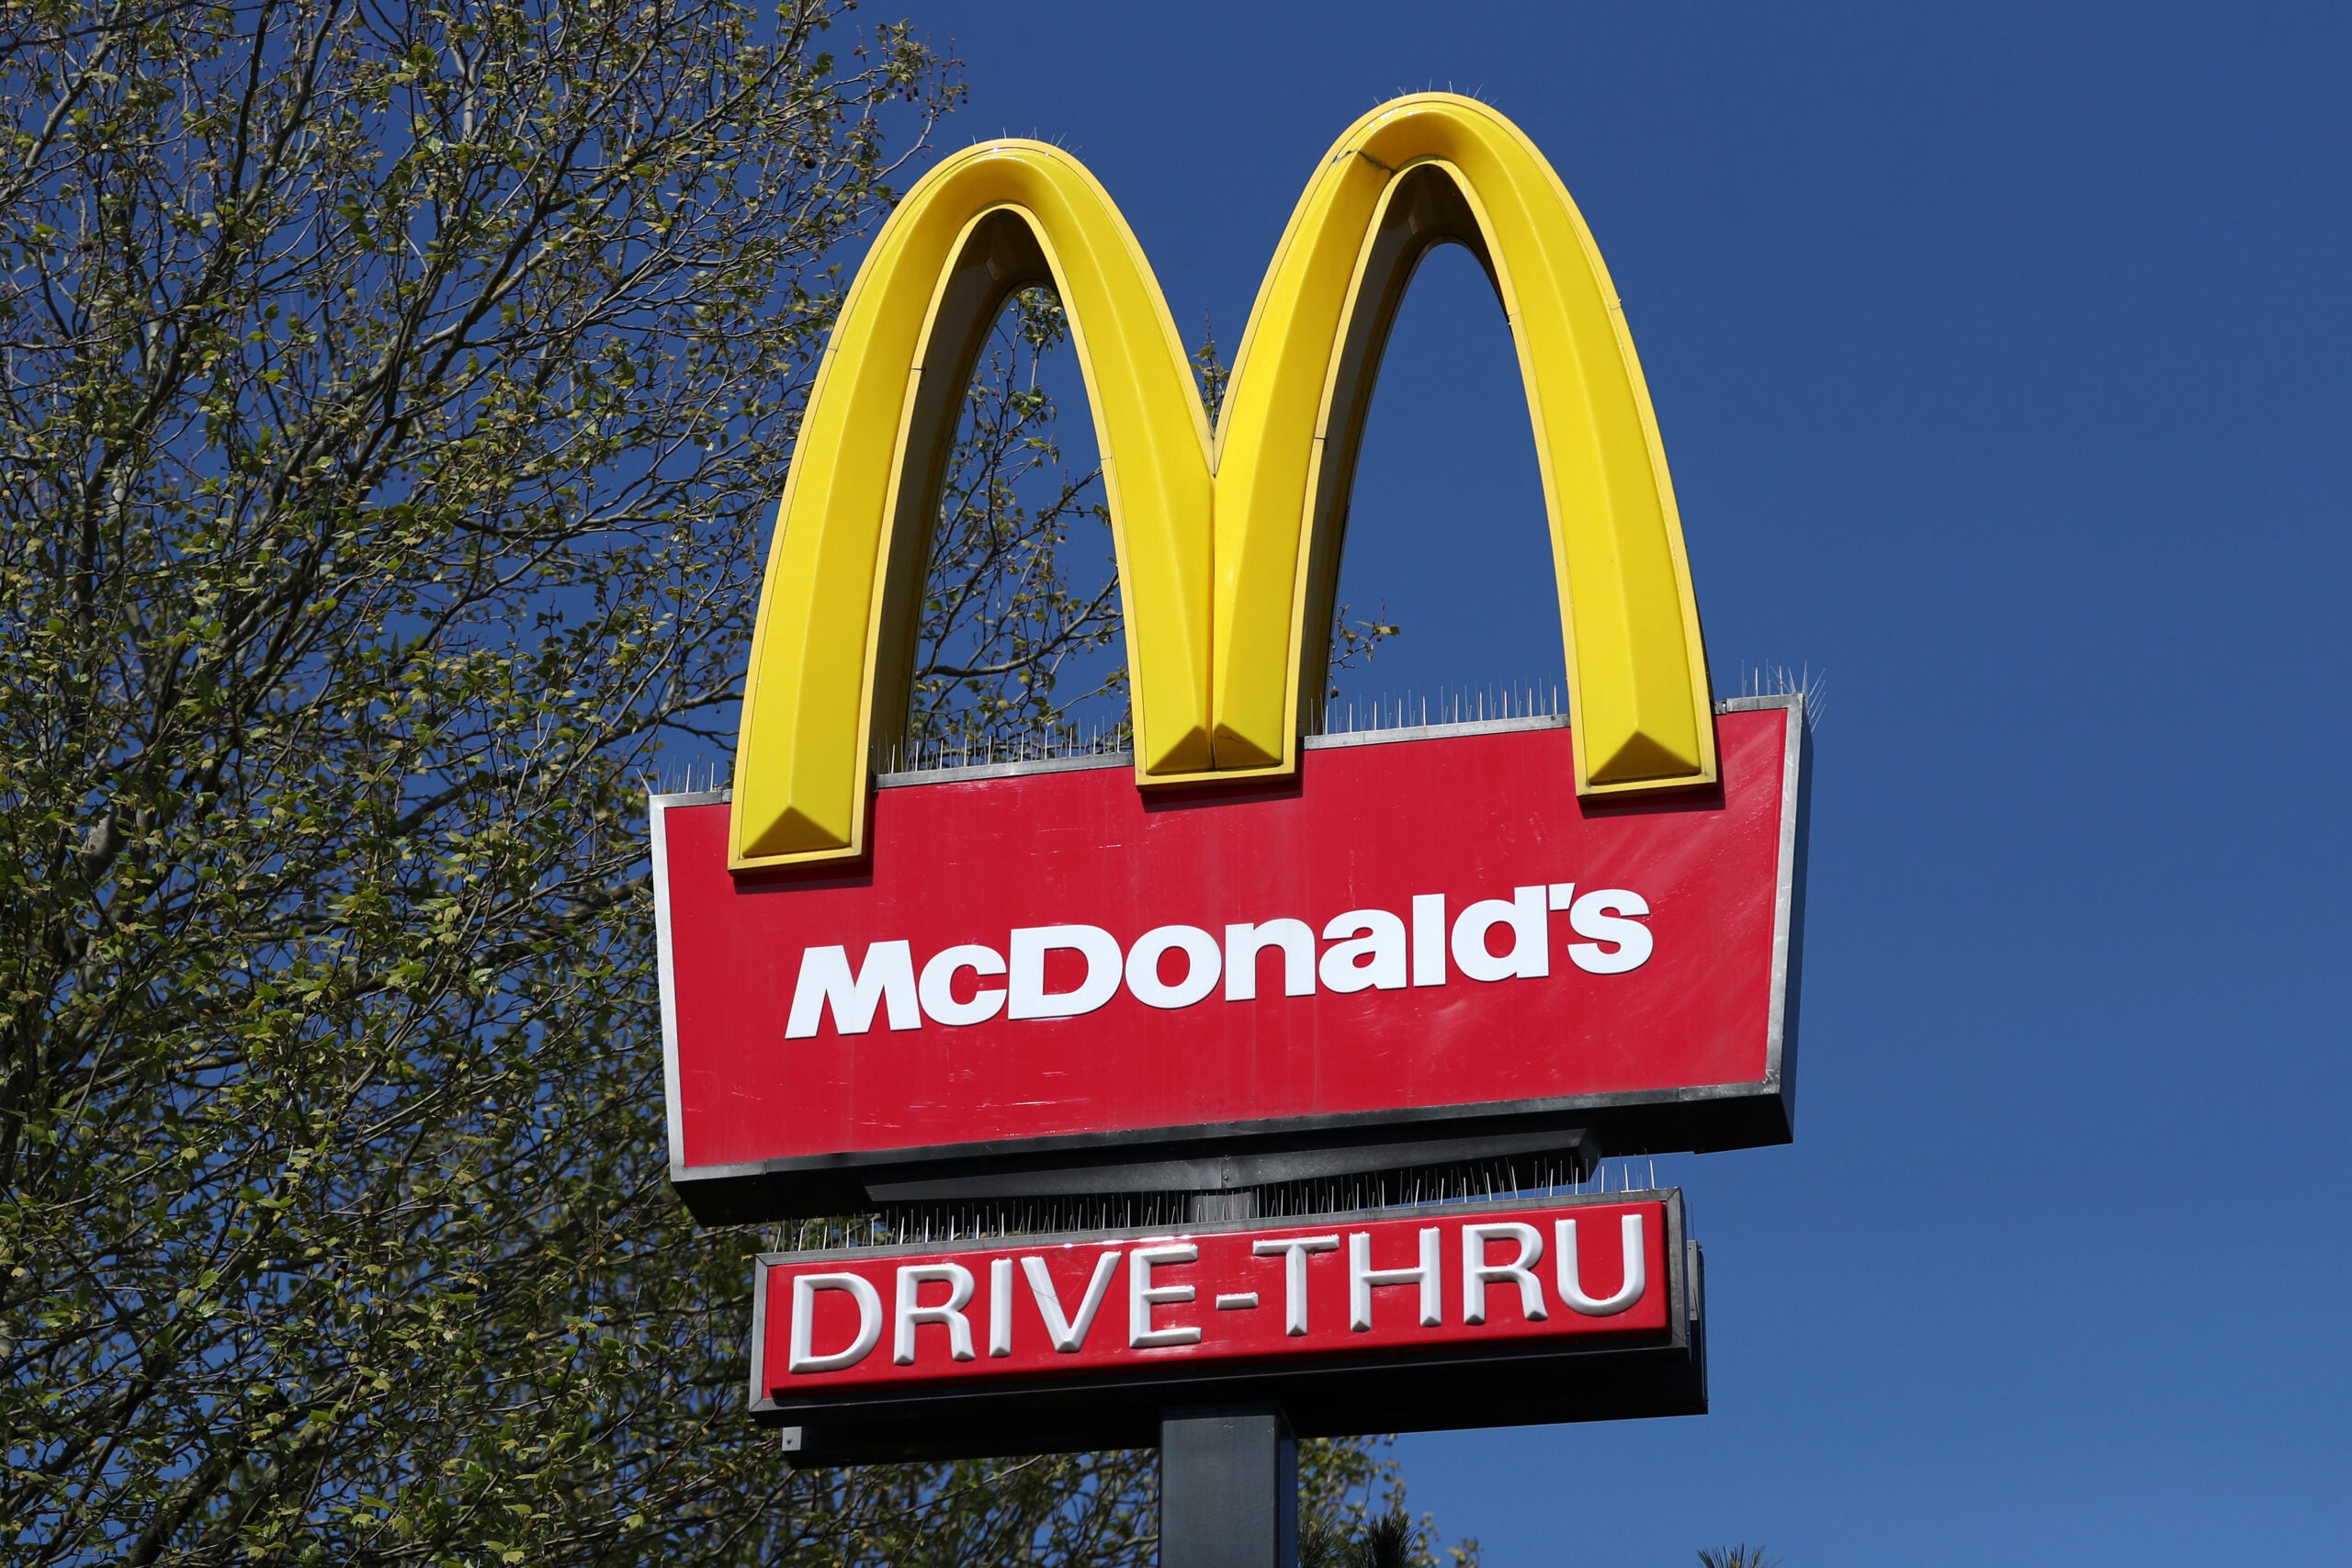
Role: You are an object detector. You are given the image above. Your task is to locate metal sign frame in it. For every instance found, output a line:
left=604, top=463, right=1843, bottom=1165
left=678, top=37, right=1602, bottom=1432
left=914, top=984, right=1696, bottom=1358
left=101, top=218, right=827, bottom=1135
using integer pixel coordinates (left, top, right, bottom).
left=651, top=695, right=1806, bottom=1221
left=746, top=1188, right=1704, bottom=1467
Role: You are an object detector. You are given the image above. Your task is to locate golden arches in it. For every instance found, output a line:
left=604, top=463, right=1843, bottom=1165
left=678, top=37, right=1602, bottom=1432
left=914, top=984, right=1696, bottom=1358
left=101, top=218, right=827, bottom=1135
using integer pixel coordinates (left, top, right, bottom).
left=729, top=147, right=1215, bottom=865
left=730, top=95, right=1713, bottom=870
left=1211, top=97, right=1715, bottom=790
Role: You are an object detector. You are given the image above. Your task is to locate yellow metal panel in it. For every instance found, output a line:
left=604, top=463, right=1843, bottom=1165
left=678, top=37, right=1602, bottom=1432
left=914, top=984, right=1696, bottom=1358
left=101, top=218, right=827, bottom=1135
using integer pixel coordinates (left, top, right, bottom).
left=1209, top=94, right=1713, bottom=793
left=731, top=95, right=1714, bottom=869
left=729, top=145, right=1214, bottom=868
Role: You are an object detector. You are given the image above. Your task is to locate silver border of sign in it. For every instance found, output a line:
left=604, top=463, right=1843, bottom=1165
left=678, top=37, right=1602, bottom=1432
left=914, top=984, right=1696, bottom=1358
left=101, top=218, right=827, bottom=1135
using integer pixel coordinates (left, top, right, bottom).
left=651, top=694, right=1809, bottom=1210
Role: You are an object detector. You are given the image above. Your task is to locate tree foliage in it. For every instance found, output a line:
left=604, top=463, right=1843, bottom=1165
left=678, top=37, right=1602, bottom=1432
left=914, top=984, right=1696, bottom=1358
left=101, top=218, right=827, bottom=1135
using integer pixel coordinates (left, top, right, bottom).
left=0, top=0, right=1451, bottom=1561
left=0, top=0, right=962, bottom=1554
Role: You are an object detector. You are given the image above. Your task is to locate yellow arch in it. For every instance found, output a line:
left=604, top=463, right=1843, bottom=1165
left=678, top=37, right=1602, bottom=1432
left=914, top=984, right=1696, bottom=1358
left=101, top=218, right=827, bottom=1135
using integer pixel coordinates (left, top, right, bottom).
left=730, top=144, right=1215, bottom=866
left=1211, top=95, right=1714, bottom=791
left=731, top=95, right=1713, bottom=870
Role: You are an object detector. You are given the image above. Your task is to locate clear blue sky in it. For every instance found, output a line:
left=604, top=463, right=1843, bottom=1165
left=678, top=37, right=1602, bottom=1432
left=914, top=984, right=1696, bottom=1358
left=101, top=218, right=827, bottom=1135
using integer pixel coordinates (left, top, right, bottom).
left=891, top=3, right=2351, bottom=1562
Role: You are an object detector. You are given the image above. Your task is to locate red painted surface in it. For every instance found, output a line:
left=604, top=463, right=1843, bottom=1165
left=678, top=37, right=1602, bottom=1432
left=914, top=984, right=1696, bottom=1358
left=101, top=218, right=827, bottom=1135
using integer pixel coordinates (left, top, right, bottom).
left=659, top=708, right=1792, bottom=1172
left=754, top=1199, right=1671, bottom=1398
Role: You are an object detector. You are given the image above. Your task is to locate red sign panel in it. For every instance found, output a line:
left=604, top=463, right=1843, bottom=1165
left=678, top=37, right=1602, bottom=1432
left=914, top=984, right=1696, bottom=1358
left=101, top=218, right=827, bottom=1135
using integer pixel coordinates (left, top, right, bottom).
left=655, top=699, right=1805, bottom=1220
left=748, top=1191, right=1703, bottom=1461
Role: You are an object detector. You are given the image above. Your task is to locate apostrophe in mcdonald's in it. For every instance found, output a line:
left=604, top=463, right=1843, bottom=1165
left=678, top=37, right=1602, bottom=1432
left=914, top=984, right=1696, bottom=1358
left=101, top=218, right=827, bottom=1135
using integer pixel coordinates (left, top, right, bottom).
left=729, top=94, right=1716, bottom=870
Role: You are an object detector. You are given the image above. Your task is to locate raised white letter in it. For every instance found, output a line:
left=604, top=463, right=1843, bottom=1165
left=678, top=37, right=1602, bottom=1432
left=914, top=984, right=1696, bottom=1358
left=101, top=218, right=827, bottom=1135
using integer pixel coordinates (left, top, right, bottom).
left=1008, top=925, right=1125, bottom=1020
left=1320, top=909, right=1408, bottom=994
left=786, top=942, right=919, bottom=1038
left=1126, top=926, right=1222, bottom=1009
left=1411, top=894, right=1447, bottom=987
left=1128, top=1243, right=1202, bottom=1348
left=1555, top=1214, right=1646, bottom=1315
left=786, top=1272, right=883, bottom=1373
left=1348, top=1227, right=1442, bottom=1331
left=893, top=1262, right=976, bottom=1365
left=988, top=1257, right=1013, bottom=1357
left=919, top=943, right=1007, bottom=1026
left=1252, top=1235, right=1340, bottom=1335
left=1461, top=1222, right=1547, bottom=1325
left=1225, top=919, right=1317, bottom=1000
left=1452, top=886, right=1551, bottom=982
left=1567, top=890, right=1654, bottom=975
left=1023, top=1251, right=1122, bottom=1352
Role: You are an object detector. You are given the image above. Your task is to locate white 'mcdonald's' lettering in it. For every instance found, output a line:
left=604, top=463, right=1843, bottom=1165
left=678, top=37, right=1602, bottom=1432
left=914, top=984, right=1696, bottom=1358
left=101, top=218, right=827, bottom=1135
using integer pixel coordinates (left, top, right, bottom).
left=918, top=943, right=1006, bottom=1026
left=1224, top=919, right=1316, bottom=1000
left=786, top=942, right=918, bottom=1039
left=1566, top=890, right=1654, bottom=976
left=780, top=879, right=1655, bottom=1038
left=1453, top=886, right=1550, bottom=981
left=1008, top=925, right=1124, bottom=1020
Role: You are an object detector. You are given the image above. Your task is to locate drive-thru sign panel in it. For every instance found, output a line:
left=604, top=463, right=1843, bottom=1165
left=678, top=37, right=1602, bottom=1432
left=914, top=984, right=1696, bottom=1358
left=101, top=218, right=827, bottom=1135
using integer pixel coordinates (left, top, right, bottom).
left=749, top=1192, right=1703, bottom=1466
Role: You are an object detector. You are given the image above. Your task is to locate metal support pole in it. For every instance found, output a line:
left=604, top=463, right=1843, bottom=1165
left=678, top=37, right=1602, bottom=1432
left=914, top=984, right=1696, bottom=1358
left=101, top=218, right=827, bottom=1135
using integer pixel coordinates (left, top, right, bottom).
left=1159, top=1190, right=1295, bottom=1568
left=1160, top=1404, right=1296, bottom=1568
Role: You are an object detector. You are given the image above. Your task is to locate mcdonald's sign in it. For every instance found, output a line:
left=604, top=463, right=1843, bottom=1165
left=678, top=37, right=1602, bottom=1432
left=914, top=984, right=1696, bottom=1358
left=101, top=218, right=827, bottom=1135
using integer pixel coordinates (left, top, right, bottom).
left=653, top=96, right=1810, bottom=1222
